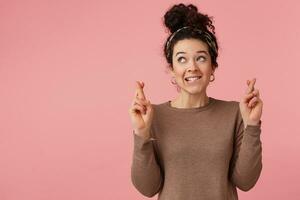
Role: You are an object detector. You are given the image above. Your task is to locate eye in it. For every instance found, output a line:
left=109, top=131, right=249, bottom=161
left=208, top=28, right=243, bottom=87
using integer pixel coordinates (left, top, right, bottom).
left=197, top=56, right=206, bottom=62
left=177, top=57, right=186, bottom=63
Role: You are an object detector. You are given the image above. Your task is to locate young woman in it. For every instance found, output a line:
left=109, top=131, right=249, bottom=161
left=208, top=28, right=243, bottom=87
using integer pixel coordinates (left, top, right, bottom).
left=129, top=3, right=263, bottom=200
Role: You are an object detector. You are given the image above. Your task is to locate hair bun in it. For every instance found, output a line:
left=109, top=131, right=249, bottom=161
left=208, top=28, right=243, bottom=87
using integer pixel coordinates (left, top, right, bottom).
left=164, top=3, right=215, bottom=34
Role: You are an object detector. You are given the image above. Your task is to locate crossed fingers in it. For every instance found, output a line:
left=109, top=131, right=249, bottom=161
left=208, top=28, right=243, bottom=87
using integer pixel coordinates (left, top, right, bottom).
left=243, top=78, right=260, bottom=107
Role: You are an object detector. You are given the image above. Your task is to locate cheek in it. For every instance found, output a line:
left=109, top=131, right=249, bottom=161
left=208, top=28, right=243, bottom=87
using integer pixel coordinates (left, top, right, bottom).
left=173, top=69, right=185, bottom=78
left=202, top=67, right=213, bottom=76
left=203, top=71, right=212, bottom=78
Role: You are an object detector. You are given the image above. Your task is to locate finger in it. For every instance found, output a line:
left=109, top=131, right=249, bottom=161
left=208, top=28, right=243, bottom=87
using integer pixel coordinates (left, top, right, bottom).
left=133, top=82, right=144, bottom=99
left=129, top=104, right=143, bottom=114
left=249, top=88, right=258, bottom=96
left=251, top=88, right=260, bottom=98
left=131, top=103, right=146, bottom=114
left=242, top=92, right=255, bottom=103
left=249, top=96, right=262, bottom=108
left=248, top=78, right=256, bottom=93
left=255, top=89, right=260, bottom=98
left=242, top=88, right=260, bottom=103
left=133, top=98, right=148, bottom=108
left=136, top=81, right=146, bottom=100
left=131, top=95, right=150, bottom=109
left=248, top=96, right=258, bottom=108
left=245, top=78, right=256, bottom=94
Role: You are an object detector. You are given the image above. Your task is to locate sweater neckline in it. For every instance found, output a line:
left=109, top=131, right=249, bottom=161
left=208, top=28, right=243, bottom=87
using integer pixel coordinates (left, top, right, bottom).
left=163, top=96, right=217, bottom=113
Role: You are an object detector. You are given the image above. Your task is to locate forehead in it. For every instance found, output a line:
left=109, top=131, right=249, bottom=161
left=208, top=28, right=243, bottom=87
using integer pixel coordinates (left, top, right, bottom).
left=173, top=38, right=208, bottom=55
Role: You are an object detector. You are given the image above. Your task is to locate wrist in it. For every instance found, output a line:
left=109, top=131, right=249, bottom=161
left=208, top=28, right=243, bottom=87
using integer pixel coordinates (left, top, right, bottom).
left=243, top=119, right=261, bottom=129
left=133, top=129, right=151, bottom=139
left=248, top=120, right=261, bottom=125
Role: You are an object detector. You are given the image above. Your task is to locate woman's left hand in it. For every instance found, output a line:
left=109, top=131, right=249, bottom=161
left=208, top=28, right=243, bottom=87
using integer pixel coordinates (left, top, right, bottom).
left=239, top=78, right=263, bottom=128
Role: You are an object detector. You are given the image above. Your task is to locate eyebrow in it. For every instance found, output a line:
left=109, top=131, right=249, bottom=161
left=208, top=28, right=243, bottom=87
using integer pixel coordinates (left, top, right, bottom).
left=175, top=50, right=208, bottom=56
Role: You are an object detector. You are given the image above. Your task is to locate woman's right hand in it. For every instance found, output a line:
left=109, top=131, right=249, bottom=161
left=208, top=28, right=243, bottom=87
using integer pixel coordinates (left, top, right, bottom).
left=128, top=81, right=154, bottom=139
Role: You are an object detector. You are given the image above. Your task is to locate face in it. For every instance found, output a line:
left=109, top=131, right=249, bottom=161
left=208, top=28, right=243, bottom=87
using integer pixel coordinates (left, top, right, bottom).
left=170, top=38, right=215, bottom=95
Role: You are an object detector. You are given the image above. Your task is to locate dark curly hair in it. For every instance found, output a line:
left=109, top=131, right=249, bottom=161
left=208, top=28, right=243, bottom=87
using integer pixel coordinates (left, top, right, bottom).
left=163, top=3, right=219, bottom=71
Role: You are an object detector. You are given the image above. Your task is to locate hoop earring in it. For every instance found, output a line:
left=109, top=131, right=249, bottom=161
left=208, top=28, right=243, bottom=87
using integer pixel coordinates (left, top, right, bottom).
left=171, top=76, right=177, bottom=85
left=209, top=74, right=215, bottom=82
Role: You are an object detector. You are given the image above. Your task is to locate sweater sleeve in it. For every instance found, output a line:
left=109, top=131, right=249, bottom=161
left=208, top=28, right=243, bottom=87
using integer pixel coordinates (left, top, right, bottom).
left=229, top=104, right=263, bottom=192
left=130, top=129, right=163, bottom=197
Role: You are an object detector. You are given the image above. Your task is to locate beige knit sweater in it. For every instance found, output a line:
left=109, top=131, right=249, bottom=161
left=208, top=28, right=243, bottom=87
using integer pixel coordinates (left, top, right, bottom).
left=131, top=97, right=262, bottom=200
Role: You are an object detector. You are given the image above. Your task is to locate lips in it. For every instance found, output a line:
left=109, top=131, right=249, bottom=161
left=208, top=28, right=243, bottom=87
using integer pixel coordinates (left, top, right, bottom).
left=184, top=76, right=202, bottom=82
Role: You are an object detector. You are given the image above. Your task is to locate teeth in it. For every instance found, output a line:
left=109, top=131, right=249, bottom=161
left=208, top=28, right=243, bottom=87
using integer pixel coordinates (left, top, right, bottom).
left=186, top=76, right=201, bottom=81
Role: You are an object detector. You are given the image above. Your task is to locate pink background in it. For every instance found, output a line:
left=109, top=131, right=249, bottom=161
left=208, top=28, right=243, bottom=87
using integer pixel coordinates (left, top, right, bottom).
left=0, top=0, right=299, bottom=199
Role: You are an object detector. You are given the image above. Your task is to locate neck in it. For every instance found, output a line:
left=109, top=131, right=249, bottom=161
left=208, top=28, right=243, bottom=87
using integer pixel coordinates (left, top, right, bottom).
left=171, top=91, right=210, bottom=109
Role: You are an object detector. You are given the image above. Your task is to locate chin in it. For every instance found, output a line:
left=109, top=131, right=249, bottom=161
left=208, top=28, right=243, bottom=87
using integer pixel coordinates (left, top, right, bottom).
left=183, top=86, right=204, bottom=94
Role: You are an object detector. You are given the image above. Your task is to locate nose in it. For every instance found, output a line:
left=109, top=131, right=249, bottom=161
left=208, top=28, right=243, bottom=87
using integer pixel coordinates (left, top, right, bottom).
left=187, top=60, right=199, bottom=72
